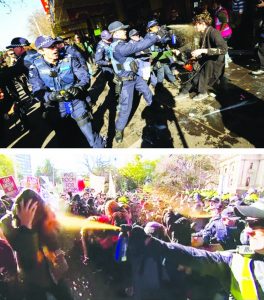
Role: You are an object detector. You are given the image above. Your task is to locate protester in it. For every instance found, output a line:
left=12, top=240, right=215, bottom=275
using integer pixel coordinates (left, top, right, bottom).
left=0, top=227, right=19, bottom=300
left=251, top=0, right=264, bottom=75
left=0, top=189, right=73, bottom=300
left=175, top=12, right=228, bottom=101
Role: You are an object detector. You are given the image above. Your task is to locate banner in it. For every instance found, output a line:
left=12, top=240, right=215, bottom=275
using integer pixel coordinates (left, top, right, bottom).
left=26, top=176, right=40, bottom=193
left=107, top=172, right=116, bottom=198
left=39, top=176, right=59, bottom=210
left=90, top=174, right=105, bottom=193
left=62, top=173, right=77, bottom=193
left=0, top=176, right=19, bottom=198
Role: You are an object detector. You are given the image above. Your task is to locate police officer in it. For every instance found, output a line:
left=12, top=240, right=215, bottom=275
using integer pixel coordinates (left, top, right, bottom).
left=128, top=29, right=153, bottom=83
left=3, top=37, right=39, bottom=130
left=5, top=37, right=39, bottom=77
left=56, top=37, right=87, bottom=68
left=130, top=199, right=264, bottom=299
left=146, top=20, right=179, bottom=89
left=95, top=30, right=113, bottom=76
left=29, top=35, right=106, bottom=148
left=5, top=37, right=39, bottom=96
left=94, top=30, right=116, bottom=97
left=108, top=21, right=165, bottom=143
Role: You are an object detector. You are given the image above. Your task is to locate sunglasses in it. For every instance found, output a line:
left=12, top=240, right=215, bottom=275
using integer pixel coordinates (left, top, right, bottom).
left=246, top=219, right=264, bottom=229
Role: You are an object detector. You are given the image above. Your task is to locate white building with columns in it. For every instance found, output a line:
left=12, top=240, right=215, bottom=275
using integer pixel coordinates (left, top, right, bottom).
left=218, top=154, right=264, bottom=194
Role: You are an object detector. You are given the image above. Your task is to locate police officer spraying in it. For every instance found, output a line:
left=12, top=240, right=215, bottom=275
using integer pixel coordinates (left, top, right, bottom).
left=129, top=199, right=264, bottom=299
left=29, top=35, right=106, bottom=148
left=146, top=20, right=179, bottom=89
left=108, top=21, right=166, bottom=143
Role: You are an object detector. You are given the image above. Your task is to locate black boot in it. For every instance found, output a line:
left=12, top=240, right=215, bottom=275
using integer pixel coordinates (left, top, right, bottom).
left=115, top=130, right=123, bottom=143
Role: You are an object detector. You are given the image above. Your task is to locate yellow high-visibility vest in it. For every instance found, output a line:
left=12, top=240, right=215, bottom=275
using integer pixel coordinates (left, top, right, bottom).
left=231, top=254, right=258, bottom=300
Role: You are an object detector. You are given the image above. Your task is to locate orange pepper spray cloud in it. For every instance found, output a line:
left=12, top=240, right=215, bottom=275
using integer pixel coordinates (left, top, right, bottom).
left=56, top=213, right=120, bottom=231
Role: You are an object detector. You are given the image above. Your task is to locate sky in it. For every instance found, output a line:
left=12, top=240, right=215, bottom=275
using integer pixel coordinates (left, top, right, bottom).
left=29, top=150, right=164, bottom=173
left=0, top=0, right=43, bottom=50
left=0, top=149, right=167, bottom=174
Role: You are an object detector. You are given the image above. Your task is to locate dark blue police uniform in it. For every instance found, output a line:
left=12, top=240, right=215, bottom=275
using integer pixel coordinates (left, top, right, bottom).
left=29, top=36, right=105, bottom=148
left=146, top=20, right=177, bottom=86
left=108, top=21, right=160, bottom=137
left=95, top=40, right=113, bottom=74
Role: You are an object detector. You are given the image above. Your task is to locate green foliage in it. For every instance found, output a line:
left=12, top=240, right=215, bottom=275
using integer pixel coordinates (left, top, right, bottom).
left=118, top=196, right=129, bottom=205
left=221, top=193, right=231, bottom=200
left=154, top=155, right=218, bottom=193
left=0, top=154, right=15, bottom=177
left=35, top=159, right=57, bottom=183
left=188, top=189, right=218, bottom=199
left=118, top=155, right=157, bottom=189
left=143, top=184, right=152, bottom=194
left=244, top=193, right=259, bottom=204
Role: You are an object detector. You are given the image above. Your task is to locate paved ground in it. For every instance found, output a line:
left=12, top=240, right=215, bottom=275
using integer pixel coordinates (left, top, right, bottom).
left=1, top=52, right=264, bottom=148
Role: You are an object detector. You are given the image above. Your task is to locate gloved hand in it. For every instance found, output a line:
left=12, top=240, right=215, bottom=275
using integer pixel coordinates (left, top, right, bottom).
left=120, top=224, right=132, bottom=233
left=48, top=91, right=65, bottom=102
left=65, top=86, right=84, bottom=98
left=60, top=90, right=73, bottom=101
left=129, top=225, right=149, bottom=255
left=156, top=28, right=168, bottom=39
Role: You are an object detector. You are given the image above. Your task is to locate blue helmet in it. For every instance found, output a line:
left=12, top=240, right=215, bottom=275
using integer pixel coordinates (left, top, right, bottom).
left=147, top=20, right=159, bottom=29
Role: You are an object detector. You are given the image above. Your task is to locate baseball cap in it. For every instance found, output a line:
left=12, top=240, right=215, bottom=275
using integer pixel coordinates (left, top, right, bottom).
left=129, top=29, right=139, bottom=38
left=234, top=198, right=264, bottom=219
left=101, top=30, right=112, bottom=40
left=6, top=37, right=30, bottom=49
left=147, top=20, right=159, bottom=29
left=35, top=35, right=58, bottom=49
left=108, top=21, right=129, bottom=33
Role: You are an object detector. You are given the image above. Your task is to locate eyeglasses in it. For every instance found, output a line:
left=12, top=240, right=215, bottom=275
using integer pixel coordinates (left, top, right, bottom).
left=246, top=219, right=264, bottom=229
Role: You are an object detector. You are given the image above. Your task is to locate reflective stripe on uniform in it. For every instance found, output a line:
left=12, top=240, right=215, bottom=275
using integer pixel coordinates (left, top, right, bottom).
left=231, top=254, right=258, bottom=300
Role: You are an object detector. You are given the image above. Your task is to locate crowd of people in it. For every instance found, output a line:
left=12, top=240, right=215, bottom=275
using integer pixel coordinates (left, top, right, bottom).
left=0, top=185, right=264, bottom=299
left=1, top=0, right=263, bottom=147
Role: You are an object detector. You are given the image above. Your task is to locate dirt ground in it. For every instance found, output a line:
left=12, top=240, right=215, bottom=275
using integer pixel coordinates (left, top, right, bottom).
left=2, top=54, right=264, bottom=148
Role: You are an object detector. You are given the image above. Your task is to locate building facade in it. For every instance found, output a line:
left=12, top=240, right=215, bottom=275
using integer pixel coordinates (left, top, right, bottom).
left=218, top=154, right=264, bottom=194
left=43, top=0, right=197, bottom=37
left=14, top=154, right=33, bottom=178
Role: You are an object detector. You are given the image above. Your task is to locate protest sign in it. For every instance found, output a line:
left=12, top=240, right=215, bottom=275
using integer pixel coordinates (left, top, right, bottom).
left=0, top=176, right=19, bottom=198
